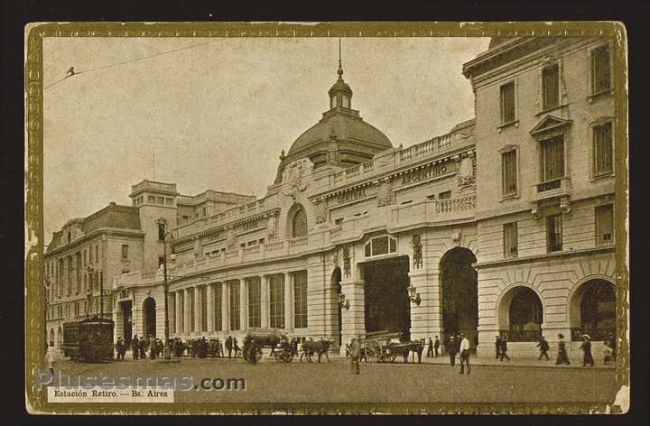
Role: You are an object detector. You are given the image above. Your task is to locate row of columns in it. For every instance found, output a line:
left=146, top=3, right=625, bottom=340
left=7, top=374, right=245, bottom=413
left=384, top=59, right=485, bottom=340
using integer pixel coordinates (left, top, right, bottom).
left=168, top=272, right=301, bottom=337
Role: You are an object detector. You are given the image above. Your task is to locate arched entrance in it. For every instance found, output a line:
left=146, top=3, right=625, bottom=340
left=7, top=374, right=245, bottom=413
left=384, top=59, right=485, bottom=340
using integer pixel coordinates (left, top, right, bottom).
left=331, top=267, right=342, bottom=346
left=499, top=286, right=543, bottom=341
left=570, top=279, right=615, bottom=341
left=142, top=297, right=156, bottom=339
left=48, top=328, right=55, bottom=345
left=440, top=247, right=478, bottom=345
left=362, top=256, right=411, bottom=340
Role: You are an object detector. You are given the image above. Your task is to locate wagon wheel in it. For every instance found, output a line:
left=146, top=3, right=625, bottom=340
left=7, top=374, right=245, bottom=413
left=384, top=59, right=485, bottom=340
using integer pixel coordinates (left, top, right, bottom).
left=389, top=353, right=397, bottom=363
left=280, top=351, right=293, bottom=363
left=252, top=348, right=263, bottom=363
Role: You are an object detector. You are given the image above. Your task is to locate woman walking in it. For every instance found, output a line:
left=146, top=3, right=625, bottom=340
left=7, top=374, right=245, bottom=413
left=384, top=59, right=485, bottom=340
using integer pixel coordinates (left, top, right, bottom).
left=349, top=337, right=361, bottom=374
left=580, top=334, right=594, bottom=367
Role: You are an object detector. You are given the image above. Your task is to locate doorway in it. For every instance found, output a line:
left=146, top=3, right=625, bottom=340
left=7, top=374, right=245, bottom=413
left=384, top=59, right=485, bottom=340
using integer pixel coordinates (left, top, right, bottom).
left=362, top=256, right=411, bottom=340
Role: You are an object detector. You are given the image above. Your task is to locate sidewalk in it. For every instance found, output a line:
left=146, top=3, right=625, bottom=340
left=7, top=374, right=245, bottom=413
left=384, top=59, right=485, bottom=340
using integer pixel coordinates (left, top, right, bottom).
left=416, top=353, right=615, bottom=370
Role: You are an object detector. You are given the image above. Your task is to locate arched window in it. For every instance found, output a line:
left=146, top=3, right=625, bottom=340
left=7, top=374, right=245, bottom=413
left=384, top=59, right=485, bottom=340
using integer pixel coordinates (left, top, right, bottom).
left=291, top=207, right=308, bottom=238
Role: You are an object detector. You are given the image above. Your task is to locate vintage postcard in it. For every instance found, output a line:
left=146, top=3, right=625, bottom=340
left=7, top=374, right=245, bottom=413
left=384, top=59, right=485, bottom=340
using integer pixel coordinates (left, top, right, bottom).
left=24, top=22, right=629, bottom=414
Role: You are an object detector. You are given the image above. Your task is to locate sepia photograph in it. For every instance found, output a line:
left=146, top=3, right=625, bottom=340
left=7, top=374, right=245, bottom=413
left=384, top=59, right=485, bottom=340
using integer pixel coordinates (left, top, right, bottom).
left=24, top=22, right=629, bottom=414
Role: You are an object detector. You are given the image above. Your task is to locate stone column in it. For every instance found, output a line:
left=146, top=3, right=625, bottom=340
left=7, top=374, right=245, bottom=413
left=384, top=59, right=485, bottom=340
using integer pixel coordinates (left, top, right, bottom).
left=175, top=291, right=182, bottom=336
left=183, top=288, right=191, bottom=335
left=284, top=272, right=293, bottom=331
left=408, top=271, right=443, bottom=342
left=194, top=286, right=201, bottom=334
left=168, top=292, right=175, bottom=337
left=222, top=282, right=230, bottom=333
left=261, top=275, right=270, bottom=328
left=240, top=279, right=248, bottom=333
left=340, top=279, right=365, bottom=355
left=206, top=284, right=214, bottom=333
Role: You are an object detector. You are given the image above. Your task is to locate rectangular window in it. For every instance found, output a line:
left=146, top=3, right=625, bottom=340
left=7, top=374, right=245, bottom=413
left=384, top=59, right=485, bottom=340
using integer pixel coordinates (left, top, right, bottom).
left=540, top=136, right=565, bottom=182
left=503, top=222, right=518, bottom=258
left=542, top=63, right=560, bottom=110
left=501, top=149, right=518, bottom=196
left=547, top=214, right=563, bottom=252
left=89, top=246, right=93, bottom=264
left=596, top=204, right=614, bottom=246
left=500, top=82, right=516, bottom=124
left=269, top=275, right=285, bottom=329
left=592, top=44, right=611, bottom=94
left=200, top=286, right=207, bottom=332
left=148, top=195, right=156, bottom=203
left=229, top=281, right=240, bottom=331
left=95, top=245, right=99, bottom=263
left=166, top=198, right=173, bottom=206
left=213, top=284, right=222, bottom=331
left=121, top=244, right=129, bottom=259
left=293, top=271, right=308, bottom=329
left=593, top=122, right=613, bottom=176
left=83, top=250, right=87, bottom=267
left=439, top=190, right=452, bottom=199
left=158, top=256, right=165, bottom=268
left=248, top=278, right=261, bottom=328
left=157, top=196, right=165, bottom=204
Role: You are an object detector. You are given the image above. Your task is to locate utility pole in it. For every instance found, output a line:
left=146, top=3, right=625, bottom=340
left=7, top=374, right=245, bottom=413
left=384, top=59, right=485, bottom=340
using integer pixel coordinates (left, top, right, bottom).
left=156, top=217, right=171, bottom=360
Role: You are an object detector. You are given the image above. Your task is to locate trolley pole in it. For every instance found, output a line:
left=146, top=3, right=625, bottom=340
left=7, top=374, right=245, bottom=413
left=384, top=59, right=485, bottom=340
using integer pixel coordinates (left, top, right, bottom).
left=157, top=218, right=171, bottom=360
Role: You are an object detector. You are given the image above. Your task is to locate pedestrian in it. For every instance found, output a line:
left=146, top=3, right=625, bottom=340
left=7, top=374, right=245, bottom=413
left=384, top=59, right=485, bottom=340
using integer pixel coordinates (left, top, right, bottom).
left=132, top=335, right=139, bottom=360
left=537, top=336, right=550, bottom=360
left=45, top=341, right=56, bottom=376
left=225, top=336, right=233, bottom=358
left=603, top=341, right=614, bottom=365
left=149, top=336, right=156, bottom=360
left=499, top=336, right=510, bottom=361
left=139, top=337, right=146, bottom=360
left=609, top=334, right=616, bottom=361
left=580, top=334, right=594, bottom=367
left=434, top=336, right=440, bottom=358
left=426, top=337, right=434, bottom=358
left=458, top=333, right=471, bottom=375
left=349, top=337, right=361, bottom=374
left=448, top=334, right=456, bottom=366
left=495, top=335, right=501, bottom=359
left=556, top=333, right=570, bottom=365
left=233, top=338, right=240, bottom=357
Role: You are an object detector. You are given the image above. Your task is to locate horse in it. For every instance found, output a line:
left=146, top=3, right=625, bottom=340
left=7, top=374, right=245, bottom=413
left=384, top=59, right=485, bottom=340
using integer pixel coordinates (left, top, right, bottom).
left=300, top=339, right=333, bottom=363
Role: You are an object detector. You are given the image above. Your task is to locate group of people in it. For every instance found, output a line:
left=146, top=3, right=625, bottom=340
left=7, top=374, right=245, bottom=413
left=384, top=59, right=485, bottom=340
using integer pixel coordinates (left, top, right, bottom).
left=425, top=336, right=441, bottom=358
left=125, top=335, right=164, bottom=360
left=553, top=333, right=616, bottom=367
left=445, top=333, right=473, bottom=374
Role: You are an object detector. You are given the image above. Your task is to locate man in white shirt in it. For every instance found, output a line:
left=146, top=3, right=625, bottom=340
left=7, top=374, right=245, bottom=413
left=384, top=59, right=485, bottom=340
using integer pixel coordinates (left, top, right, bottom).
left=458, top=333, right=471, bottom=375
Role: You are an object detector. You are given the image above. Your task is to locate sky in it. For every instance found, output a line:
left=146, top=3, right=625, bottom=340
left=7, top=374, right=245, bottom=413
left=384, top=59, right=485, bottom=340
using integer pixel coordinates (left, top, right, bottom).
left=42, top=36, right=490, bottom=241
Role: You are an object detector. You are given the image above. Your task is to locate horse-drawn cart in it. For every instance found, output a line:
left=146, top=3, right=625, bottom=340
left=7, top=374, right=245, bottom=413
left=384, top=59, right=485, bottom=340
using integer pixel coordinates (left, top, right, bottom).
left=357, top=331, right=425, bottom=363
left=242, top=328, right=294, bottom=364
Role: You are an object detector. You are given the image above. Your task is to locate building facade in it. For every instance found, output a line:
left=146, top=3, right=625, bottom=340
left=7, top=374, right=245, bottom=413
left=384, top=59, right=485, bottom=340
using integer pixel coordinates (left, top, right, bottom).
left=48, top=37, right=619, bottom=357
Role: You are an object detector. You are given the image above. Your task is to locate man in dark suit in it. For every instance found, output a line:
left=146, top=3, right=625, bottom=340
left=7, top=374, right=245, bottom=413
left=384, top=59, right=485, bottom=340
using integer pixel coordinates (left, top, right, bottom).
left=499, top=336, right=511, bottom=361
left=434, top=336, right=440, bottom=358
left=131, top=335, right=139, bottom=360
left=448, top=335, right=456, bottom=366
left=225, top=336, right=233, bottom=358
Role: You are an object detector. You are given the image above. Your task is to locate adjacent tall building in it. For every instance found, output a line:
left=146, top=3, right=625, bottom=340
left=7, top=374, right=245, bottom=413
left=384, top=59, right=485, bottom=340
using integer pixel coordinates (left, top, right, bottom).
left=46, top=36, right=619, bottom=357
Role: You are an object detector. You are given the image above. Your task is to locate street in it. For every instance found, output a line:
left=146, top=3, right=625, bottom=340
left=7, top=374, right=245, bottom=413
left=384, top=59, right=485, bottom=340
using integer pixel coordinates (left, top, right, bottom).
left=47, top=355, right=619, bottom=405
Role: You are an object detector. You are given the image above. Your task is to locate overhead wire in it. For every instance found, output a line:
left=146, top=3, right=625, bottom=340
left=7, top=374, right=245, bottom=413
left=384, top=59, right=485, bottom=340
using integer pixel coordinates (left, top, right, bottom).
left=43, top=39, right=217, bottom=92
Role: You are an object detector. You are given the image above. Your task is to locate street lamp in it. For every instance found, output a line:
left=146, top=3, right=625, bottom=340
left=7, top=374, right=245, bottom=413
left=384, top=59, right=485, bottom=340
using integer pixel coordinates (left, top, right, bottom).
left=156, top=217, right=171, bottom=360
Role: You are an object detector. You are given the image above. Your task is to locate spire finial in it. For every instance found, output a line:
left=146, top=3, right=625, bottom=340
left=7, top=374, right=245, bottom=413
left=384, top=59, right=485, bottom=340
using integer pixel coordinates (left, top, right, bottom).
left=337, top=38, right=343, bottom=79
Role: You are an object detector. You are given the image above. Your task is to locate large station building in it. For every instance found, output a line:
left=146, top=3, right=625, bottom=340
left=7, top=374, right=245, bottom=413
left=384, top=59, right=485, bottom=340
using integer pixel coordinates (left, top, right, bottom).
left=45, top=36, right=619, bottom=357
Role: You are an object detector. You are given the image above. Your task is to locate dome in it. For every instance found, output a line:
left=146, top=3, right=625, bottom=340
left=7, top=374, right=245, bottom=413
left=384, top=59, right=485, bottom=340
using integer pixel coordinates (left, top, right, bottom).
left=288, top=111, right=392, bottom=156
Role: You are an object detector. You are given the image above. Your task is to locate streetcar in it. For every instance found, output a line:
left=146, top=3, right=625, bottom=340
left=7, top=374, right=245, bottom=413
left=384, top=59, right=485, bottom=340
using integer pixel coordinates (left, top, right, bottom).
left=62, top=316, right=114, bottom=362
